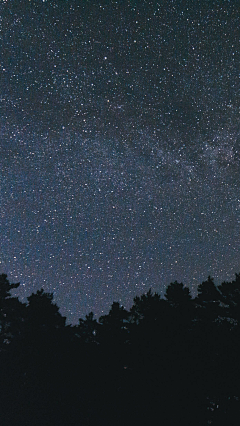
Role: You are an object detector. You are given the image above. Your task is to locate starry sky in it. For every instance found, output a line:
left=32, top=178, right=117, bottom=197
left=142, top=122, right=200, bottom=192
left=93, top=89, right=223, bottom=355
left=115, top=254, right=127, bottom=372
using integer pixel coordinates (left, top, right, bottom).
left=1, top=0, right=239, bottom=323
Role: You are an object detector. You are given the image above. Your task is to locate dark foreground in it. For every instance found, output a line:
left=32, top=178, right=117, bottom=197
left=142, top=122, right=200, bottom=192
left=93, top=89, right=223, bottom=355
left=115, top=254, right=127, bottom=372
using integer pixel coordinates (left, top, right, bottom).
left=1, top=273, right=240, bottom=425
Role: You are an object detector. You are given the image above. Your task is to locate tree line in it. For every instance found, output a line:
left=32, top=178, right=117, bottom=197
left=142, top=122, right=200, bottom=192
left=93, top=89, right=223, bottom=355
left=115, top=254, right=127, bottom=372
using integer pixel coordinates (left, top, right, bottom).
left=1, top=272, right=240, bottom=425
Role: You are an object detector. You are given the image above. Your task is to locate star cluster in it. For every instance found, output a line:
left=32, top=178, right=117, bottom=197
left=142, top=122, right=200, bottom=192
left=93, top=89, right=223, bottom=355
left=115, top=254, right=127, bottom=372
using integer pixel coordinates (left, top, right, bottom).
left=1, top=0, right=239, bottom=323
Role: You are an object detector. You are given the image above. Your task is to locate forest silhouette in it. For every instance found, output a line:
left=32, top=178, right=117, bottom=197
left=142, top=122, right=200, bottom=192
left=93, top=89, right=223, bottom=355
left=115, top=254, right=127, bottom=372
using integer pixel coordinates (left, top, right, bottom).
left=1, top=272, right=240, bottom=425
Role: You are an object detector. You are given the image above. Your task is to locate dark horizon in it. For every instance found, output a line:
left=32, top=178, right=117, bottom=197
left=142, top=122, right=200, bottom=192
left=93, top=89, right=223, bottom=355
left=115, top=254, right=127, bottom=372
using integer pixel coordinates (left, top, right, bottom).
left=1, top=271, right=240, bottom=425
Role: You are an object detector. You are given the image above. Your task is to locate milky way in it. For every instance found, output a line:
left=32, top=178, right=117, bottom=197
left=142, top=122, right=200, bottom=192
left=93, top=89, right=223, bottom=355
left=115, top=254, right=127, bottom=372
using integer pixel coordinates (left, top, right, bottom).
left=1, top=0, right=239, bottom=323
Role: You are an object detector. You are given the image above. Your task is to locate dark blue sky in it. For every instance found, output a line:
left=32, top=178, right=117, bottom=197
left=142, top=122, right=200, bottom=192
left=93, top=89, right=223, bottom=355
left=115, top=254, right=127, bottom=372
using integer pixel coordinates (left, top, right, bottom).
left=1, top=0, right=239, bottom=323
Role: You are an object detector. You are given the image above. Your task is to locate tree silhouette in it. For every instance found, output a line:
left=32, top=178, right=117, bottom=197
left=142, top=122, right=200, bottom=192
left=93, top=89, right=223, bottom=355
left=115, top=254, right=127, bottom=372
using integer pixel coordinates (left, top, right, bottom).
left=98, top=301, right=130, bottom=365
left=195, top=276, right=221, bottom=323
left=197, top=275, right=220, bottom=302
left=0, top=273, right=20, bottom=298
left=130, top=288, right=163, bottom=324
left=1, top=271, right=240, bottom=425
left=99, top=302, right=129, bottom=333
left=0, top=274, right=26, bottom=348
left=165, top=280, right=194, bottom=333
left=26, top=288, right=66, bottom=330
left=218, top=273, right=240, bottom=324
left=165, top=280, right=192, bottom=306
left=77, top=311, right=98, bottom=344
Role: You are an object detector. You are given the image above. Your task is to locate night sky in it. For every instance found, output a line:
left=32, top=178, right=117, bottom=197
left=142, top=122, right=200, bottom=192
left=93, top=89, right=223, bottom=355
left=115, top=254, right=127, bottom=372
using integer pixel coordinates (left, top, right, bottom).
left=1, top=0, right=239, bottom=323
